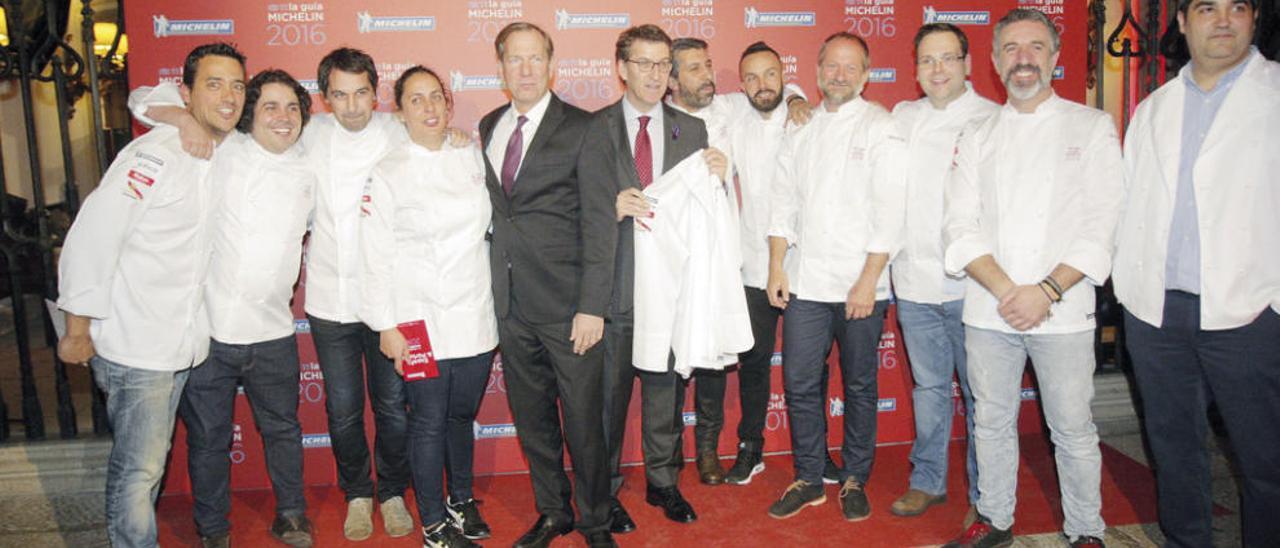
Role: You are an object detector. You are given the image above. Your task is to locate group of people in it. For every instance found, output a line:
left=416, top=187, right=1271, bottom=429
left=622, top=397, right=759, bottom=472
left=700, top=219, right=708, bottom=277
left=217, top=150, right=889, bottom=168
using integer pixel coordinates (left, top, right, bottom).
left=54, top=1, right=1278, bottom=548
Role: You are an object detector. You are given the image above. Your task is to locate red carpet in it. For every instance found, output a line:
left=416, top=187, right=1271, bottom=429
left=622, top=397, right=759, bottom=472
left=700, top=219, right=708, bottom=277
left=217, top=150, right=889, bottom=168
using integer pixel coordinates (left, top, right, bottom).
left=157, top=436, right=1163, bottom=547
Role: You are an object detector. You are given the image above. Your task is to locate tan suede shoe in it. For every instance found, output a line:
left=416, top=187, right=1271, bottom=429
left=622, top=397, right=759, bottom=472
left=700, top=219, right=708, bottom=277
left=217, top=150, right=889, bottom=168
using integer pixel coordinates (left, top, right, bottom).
left=889, top=488, right=947, bottom=517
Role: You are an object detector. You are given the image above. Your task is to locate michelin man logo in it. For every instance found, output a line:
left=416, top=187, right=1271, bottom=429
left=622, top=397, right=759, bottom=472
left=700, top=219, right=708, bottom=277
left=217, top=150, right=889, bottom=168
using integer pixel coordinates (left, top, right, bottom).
left=556, top=9, right=570, bottom=30
left=153, top=14, right=169, bottom=37
left=744, top=6, right=760, bottom=28
left=357, top=11, right=373, bottom=33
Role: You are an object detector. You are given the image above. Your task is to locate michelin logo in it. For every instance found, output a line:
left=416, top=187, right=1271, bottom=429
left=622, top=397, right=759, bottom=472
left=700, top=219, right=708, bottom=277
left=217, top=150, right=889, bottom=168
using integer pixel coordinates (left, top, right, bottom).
left=1053, top=66, right=1065, bottom=80
left=878, top=398, right=897, bottom=412
left=744, top=7, right=816, bottom=28
left=301, top=434, right=331, bottom=448
left=298, top=80, right=320, bottom=95
left=450, top=71, right=503, bottom=92
left=770, top=351, right=782, bottom=367
left=1021, top=387, right=1038, bottom=401
left=922, top=6, right=990, bottom=25
left=294, top=319, right=310, bottom=333
left=869, top=68, right=896, bottom=83
left=357, top=12, right=436, bottom=33
left=474, top=422, right=518, bottom=439
left=152, top=15, right=234, bottom=38
left=682, top=411, right=697, bottom=427
left=554, top=9, right=630, bottom=30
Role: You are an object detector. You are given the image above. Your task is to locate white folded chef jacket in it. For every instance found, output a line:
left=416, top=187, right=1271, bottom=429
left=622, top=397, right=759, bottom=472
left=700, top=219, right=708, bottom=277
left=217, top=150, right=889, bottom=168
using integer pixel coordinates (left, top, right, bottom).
left=633, top=154, right=754, bottom=377
left=943, top=94, right=1124, bottom=335
left=767, top=97, right=908, bottom=303
left=205, top=132, right=316, bottom=344
left=57, top=126, right=215, bottom=370
left=359, top=141, right=498, bottom=361
left=129, top=82, right=408, bottom=323
left=891, top=86, right=999, bottom=304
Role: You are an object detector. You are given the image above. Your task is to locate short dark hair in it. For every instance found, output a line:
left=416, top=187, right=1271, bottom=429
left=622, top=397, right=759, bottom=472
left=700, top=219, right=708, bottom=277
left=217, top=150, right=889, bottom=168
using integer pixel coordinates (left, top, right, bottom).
left=393, top=65, right=451, bottom=110
left=817, top=32, right=870, bottom=67
left=739, top=41, right=782, bottom=65
left=182, top=42, right=246, bottom=88
left=317, top=47, right=377, bottom=95
left=914, top=23, right=970, bottom=58
left=494, top=22, right=555, bottom=60
left=1178, top=0, right=1258, bottom=13
left=670, top=37, right=709, bottom=77
left=994, top=8, right=1061, bottom=52
left=615, top=24, right=672, bottom=62
left=237, top=69, right=312, bottom=133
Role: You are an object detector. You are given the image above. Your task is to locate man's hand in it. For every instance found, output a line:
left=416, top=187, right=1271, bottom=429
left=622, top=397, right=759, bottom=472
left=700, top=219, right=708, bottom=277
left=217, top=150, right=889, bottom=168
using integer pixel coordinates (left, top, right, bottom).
left=786, top=96, right=815, bottom=127
left=616, top=187, right=652, bottom=224
left=767, top=267, right=791, bottom=309
left=176, top=113, right=215, bottom=160
left=57, top=334, right=95, bottom=365
left=844, top=278, right=877, bottom=320
left=446, top=127, right=472, bottom=147
left=702, top=147, right=728, bottom=180
left=997, top=285, right=1053, bottom=331
left=379, top=329, right=409, bottom=375
left=570, top=313, right=604, bottom=355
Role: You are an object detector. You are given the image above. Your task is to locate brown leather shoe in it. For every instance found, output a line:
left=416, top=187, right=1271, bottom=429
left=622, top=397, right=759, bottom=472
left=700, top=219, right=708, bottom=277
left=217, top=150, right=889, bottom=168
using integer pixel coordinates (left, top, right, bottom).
left=890, top=489, right=947, bottom=517
left=696, top=451, right=725, bottom=485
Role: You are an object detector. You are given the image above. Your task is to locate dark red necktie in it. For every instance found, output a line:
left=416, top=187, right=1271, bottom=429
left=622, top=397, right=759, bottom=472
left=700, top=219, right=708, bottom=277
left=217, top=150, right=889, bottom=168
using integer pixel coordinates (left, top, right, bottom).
left=501, top=115, right=528, bottom=196
left=634, top=115, right=652, bottom=188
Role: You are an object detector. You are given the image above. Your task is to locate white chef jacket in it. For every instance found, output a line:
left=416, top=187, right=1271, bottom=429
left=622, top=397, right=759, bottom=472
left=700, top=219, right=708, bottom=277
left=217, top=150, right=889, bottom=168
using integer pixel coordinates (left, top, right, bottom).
left=205, top=132, right=316, bottom=344
left=767, top=97, right=907, bottom=303
left=943, top=94, right=1124, bottom=335
left=1115, top=51, right=1280, bottom=330
left=57, top=126, right=215, bottom=370
left=359, top=141, right=498, bottom=361
left=129, top=82, right=409, bottom=323
left=633, top=154, right=753, bottom=377
left=891, top=86, right=999, bottom=304
left=727, top=91, right=794, bottom=290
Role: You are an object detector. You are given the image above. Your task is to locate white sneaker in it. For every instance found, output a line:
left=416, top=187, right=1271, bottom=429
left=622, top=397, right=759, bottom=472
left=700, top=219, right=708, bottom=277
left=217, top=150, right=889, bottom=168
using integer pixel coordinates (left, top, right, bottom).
left=344, top=497, right=374, bottom=541
left=381, top=495, right=415, bottom=538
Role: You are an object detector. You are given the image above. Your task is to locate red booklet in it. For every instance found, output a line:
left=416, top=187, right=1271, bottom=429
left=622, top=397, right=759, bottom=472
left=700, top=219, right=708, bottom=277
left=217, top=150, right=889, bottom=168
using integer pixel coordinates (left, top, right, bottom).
left=396, top=320, right=440, bottom=381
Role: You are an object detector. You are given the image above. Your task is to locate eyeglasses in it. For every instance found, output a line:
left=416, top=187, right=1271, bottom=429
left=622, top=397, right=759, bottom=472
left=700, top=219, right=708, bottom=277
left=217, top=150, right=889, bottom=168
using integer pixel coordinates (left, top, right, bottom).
left=626, top=58, right=673, bottom=73
left=917, top=53, right=965, bottom=67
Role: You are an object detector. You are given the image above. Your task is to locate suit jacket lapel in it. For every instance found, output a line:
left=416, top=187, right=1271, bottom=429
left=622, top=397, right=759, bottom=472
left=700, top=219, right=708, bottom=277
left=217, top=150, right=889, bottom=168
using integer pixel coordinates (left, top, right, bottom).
left=609, top=101, right=642, bottom=190
left=662, top=104, right=683, bottom=173
left=521, top=95, right=565, bottom=169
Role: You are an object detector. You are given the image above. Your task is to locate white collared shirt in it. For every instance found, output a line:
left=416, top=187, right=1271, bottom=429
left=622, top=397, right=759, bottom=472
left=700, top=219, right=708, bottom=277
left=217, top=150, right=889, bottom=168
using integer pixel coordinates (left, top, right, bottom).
left=205, top=133, right=316, bottom=344
left=891, top=87, right=999, bottom=304
left=57, top=126, right=216, bottom=370
left=768, top=97, right=908, bottom=303
left=944, top=94, right=1124, bottom=335
left=359, top=141, right=498, bottom=360
left=622, top=97, right=666, bottom=179
left=485, top=91, right=552, bottom=182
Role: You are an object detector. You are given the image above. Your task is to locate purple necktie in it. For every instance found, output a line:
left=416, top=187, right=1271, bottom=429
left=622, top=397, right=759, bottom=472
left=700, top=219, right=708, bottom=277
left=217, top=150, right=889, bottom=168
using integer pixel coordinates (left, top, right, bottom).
left=501, top=115, right=528, bottom=196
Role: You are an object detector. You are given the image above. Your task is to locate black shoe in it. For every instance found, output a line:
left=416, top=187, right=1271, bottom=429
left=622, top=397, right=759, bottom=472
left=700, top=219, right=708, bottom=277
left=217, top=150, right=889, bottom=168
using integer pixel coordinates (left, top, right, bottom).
left=422, top=521, right=479, bottom=548
left=446, top=497, right=491, bottom=540
left=767, top=480, right=826, bottom=519
left=608, top=499, right=636, bottom=534
left=1069, top=535, right=1106, bottom=548
left=645, top=485, right=697, bottom=523
left=513, top=515, right=574, bottom=548
left=583, top=530, right=619, bottom=548
left=823, top=453, right=841, bottom=485
left=200, top=532, right=230, bottom=548
left=269, top=515, right=314, bottom=548
left=838, top=478, right=871, bottom=521
left=941, top=515, right=1014, bottom=548
left=724, top=442, right=765, bottom=485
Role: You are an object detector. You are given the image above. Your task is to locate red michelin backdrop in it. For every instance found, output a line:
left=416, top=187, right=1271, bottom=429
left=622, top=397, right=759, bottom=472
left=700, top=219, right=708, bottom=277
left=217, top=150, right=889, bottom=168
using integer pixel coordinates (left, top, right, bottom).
left=125, top=0, right=1087, bottom=493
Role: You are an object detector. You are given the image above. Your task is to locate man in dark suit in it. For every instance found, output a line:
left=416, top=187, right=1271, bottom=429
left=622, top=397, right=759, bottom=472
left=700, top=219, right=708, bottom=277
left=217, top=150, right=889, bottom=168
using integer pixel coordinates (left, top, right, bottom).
left=477, top=22, right=617, bottom=548
left=582, top=24, right=728, bottom=532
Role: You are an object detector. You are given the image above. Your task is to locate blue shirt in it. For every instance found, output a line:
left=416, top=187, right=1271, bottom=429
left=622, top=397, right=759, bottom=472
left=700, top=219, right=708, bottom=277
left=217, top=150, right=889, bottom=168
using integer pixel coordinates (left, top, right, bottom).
left=1164, top=48, right=1254, bottom=293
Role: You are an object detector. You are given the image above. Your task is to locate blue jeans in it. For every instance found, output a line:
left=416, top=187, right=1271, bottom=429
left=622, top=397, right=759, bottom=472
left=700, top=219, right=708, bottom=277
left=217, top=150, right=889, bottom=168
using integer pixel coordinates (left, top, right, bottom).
left=781, top=298, right=887, bottom=485
left=1125, top=293, right=1280, bottom=548
left=178, top=336, right=306, bottom=537
left=965, top=327, right=1104, bottom=538
left=307, top=315, right=409, bottom=502
left=91, top=356, right=190, bottom=548
left=403, top=351, right=494, bottom=526
left=897, top=299, right=977, bottom=503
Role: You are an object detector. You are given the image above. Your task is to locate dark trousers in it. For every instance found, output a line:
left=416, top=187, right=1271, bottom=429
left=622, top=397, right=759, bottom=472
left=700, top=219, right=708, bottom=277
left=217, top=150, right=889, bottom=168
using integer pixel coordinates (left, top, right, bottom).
left=497, top=302, right=610, bottom=533
left=603, top=316, right=687, bottom=491
left=781, top=298, right=887, bottom=485
left=179, top=335, right=305, bottom=537
left=1125, top=292, right=1280, bottom=548
left=307, top=315, right=409, bottom=502
left=404, top=350, right=494, bottom=526
left=693, top=286, right=780, bottom=452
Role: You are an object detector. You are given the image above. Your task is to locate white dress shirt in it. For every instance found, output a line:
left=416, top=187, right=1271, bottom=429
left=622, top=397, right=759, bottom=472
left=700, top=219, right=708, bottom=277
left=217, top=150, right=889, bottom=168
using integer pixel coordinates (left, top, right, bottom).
left=768, top=97, right=908, bottom=303
left=359, top=141, right=498, bottom=360
left=484, top=91, right=552, bottom=181
left=891, top=86, right=999, bottom=304
left=57, top=126, right=215, bottom=370
left=622, top=98, right=666, bottom=180
left=944, top=94, right=1124, bottom=335
left=205, top=132, right=316, bottom=344
left=1114, top=51, right=1280, bottom=330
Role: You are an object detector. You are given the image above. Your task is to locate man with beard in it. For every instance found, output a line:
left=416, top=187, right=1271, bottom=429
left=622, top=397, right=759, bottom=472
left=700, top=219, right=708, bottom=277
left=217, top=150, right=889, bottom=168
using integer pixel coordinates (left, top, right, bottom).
left=764, top=32, right=906, bottom=522
left=888, top=23, right=997, bottom=523
left=940, top=9, right=1122, bottom=548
